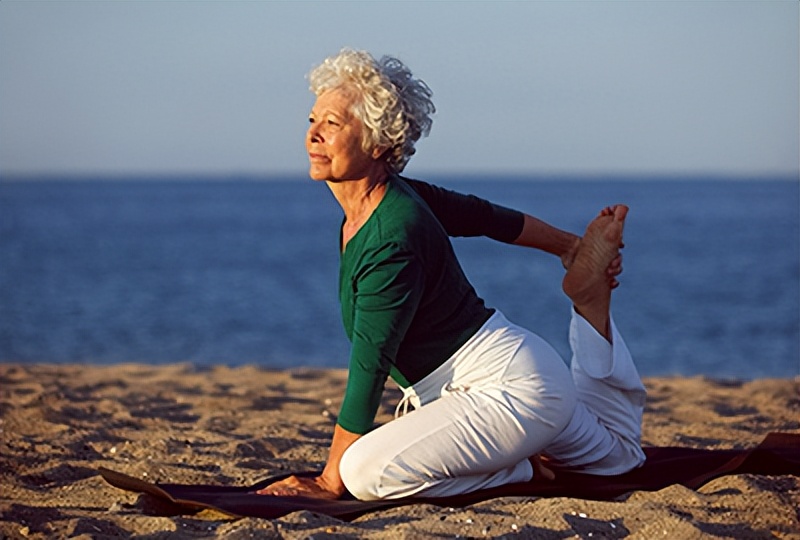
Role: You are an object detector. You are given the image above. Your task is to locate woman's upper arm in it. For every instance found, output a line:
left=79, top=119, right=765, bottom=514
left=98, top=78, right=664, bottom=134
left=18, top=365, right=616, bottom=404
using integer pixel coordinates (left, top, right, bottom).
left=403, top=177, right=524, bottom=242
left=336, top=248, right=425, bottom=435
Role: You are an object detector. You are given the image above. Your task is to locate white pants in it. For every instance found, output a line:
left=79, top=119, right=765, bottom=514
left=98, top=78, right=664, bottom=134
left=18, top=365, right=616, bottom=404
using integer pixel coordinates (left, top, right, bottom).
left=339, top=310, right=646, bottom=501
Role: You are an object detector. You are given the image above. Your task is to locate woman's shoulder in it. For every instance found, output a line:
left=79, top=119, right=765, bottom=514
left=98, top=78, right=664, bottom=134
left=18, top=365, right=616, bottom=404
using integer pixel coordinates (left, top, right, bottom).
left=375, top=177, right=444, bottom=239
left=345, top=178, right=444, bottom=263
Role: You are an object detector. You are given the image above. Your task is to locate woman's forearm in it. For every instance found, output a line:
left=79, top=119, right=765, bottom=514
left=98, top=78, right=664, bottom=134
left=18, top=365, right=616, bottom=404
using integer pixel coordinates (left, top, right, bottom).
left=317, top=424, right=362, bottom=496
left=514, top=214, right=580, bottom=260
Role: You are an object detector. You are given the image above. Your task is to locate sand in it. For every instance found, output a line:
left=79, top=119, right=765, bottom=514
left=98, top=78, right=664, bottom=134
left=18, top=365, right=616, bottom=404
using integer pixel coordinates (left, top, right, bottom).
left=0, top=363, right=798, bottom=539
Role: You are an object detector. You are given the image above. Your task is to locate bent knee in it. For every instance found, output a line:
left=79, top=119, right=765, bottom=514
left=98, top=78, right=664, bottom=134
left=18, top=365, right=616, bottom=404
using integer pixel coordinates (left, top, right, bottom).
left=621, top=438, right=646, bottom=471
left=339, top=442, right=383, bottom=501
left=340, top=439, right=427, bottom=501
left=597, top=437, right=646, bottom=475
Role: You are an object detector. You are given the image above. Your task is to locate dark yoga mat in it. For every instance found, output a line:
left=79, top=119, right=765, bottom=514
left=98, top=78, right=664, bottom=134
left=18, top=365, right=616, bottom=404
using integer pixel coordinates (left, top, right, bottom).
left=99, top=432, right=799, bottom=521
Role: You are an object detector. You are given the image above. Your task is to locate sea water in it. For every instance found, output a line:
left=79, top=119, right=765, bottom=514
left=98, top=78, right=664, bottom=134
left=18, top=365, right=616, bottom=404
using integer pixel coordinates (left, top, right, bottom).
left=1, top=176, right=797, bottom=379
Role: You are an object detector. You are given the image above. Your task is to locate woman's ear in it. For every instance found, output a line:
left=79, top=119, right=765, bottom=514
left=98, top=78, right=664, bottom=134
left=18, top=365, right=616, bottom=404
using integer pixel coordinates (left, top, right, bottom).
left=372, top=145, right=391, bottom=160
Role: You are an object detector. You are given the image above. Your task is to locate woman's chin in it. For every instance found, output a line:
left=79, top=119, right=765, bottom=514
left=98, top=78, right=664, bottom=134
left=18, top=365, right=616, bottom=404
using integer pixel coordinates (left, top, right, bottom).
left=308, top=168, right=330, bottom=182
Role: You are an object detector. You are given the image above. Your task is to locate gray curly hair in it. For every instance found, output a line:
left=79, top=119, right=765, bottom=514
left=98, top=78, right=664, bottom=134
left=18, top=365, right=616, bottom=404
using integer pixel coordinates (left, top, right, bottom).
left=308, top=48, right=435, bottom=173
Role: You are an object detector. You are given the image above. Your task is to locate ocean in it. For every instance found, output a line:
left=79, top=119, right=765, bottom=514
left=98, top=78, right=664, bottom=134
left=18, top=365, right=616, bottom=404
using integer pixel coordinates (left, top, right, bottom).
left=1, top=176, right=798, bottom=380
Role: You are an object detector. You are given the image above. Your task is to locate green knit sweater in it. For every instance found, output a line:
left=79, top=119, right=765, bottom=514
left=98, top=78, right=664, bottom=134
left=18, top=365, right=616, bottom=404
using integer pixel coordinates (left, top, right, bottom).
left=337, top=176, right=523, bottom=434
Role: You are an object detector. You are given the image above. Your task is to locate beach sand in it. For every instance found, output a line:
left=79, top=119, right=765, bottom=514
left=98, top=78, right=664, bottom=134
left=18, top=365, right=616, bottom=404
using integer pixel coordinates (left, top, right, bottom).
left=0, top=363, right=798, bottom=539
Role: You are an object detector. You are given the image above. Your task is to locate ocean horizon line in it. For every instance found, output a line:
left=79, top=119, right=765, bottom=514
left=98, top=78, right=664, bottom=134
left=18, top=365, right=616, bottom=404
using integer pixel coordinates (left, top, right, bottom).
left=1, top=171, right=797, bottom=183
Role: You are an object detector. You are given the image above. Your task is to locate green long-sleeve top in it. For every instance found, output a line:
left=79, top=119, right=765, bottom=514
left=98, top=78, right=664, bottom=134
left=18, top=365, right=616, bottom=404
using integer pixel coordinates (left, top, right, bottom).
left=337, top=176, right=524, bottom=434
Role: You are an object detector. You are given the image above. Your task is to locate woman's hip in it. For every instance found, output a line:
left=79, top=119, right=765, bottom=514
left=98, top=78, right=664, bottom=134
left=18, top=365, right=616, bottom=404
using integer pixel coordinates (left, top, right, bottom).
left=408, top=310, right=576, bottom=412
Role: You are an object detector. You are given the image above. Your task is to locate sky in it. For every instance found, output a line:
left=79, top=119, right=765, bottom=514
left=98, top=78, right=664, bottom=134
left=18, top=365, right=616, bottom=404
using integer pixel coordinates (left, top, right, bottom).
left=0, top=1, right=797, bottom=178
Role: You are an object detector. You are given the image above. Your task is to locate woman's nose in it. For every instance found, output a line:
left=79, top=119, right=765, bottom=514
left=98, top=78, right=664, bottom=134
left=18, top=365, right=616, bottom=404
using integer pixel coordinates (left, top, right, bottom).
left=307, top=124, right=322, bottom=143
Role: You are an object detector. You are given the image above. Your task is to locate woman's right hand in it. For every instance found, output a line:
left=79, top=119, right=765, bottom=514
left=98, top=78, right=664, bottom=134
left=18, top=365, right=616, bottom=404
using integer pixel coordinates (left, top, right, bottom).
left=256, top=474, right=342, bottom=499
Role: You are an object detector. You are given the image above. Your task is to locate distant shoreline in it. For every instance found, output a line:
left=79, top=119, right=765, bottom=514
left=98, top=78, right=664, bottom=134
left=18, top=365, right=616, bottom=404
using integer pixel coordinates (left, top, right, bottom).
left=1, top=360, right=798, bottom=383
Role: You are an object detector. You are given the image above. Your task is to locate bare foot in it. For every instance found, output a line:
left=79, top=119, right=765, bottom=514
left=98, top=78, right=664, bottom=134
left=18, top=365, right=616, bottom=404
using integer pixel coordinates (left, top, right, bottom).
left=562, top=205, right=628, bottom=339
left=562, top=239, right=624, bottom=289
left=529, top=454, right=555, bottom=482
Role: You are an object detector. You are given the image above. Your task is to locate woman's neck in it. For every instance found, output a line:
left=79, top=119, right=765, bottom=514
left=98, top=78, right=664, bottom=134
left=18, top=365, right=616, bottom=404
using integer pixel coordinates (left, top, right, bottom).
left=328, top=170, right=390, bottom=225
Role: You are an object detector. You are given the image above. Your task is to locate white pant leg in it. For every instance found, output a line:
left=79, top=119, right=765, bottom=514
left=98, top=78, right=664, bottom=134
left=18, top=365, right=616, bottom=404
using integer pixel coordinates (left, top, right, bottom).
left=339, top=315, right=576, bottom=501
left=544, top=310, right=646, bottom=474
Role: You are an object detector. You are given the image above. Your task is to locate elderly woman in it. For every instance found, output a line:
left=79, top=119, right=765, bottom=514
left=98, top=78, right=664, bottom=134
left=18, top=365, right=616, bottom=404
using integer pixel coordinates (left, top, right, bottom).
left=259, top=49, right=646, bottom=501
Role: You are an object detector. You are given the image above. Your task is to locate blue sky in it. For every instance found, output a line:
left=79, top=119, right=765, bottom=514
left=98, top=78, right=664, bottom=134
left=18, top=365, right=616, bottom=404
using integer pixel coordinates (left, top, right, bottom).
left=1, top=1, right=797, bottom=178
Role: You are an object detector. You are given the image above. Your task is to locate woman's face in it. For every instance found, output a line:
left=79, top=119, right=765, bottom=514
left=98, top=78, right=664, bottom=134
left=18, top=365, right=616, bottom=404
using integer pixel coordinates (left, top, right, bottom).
left=306, top=88, right=382, bottom=182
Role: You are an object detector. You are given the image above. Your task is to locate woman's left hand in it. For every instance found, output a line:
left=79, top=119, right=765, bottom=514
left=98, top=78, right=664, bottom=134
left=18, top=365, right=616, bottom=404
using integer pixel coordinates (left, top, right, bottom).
left=256, top=475, right=341, bottom=499
left=607, top=252, right=623, bottom=289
